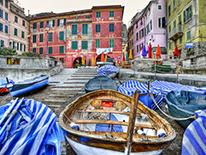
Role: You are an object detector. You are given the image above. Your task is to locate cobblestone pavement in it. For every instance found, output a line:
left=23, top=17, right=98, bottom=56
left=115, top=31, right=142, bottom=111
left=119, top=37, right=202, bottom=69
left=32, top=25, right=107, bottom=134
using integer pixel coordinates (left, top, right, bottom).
left=0, top=67, right=184, bottom=155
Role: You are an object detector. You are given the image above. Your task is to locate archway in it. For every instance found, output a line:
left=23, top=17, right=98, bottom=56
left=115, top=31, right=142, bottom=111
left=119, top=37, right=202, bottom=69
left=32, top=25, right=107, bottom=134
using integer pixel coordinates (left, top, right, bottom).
left=73, top=57, right=82, bottom=68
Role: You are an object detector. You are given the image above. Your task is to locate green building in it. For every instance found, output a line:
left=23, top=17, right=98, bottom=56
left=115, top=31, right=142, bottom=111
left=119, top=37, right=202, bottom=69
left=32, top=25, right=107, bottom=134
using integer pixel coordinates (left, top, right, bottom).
left=166, top=0, right=206, bottom=73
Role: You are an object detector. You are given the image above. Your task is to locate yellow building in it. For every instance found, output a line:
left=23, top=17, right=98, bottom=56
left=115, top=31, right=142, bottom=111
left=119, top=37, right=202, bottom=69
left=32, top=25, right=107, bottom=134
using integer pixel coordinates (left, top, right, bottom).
left=166, top=0, right=206, bottom=60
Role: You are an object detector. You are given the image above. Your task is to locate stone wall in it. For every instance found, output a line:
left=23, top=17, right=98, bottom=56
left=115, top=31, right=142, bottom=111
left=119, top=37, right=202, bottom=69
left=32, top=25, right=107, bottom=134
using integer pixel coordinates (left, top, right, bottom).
left=0, top=56, right=63, bottom=81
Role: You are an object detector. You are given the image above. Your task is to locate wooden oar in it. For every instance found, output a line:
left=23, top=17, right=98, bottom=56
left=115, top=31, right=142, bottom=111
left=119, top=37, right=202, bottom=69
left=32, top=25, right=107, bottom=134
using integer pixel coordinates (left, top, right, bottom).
left=125, top=90, right=140, bottom=155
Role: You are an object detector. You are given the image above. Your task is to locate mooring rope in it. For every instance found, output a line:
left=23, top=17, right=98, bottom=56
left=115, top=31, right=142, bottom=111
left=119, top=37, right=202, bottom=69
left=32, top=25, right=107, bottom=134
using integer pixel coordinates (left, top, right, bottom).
left=150, top=94, right=196, bottom=121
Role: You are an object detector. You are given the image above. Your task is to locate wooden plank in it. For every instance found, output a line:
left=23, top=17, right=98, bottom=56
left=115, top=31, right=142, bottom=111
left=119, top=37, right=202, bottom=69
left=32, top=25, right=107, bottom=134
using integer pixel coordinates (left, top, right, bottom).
left=74, top=120, right=153, bottom=129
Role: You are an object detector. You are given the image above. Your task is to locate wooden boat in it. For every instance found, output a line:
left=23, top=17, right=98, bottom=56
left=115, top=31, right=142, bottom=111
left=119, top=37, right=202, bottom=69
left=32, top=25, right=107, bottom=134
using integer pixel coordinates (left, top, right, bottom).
left=0, top=78, right=14, bottom=95
left=165, top=90, right=206, bottom=128
left=85, top=76, right=118, bottom=93
left=59, top=90, right=176, bottom=155
left=10, top=75, right=49, bottom=97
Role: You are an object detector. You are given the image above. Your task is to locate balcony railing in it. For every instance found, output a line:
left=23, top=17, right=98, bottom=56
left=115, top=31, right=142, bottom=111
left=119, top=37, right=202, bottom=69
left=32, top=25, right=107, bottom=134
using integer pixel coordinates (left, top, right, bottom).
left=169, top=25, right=183, bottom=41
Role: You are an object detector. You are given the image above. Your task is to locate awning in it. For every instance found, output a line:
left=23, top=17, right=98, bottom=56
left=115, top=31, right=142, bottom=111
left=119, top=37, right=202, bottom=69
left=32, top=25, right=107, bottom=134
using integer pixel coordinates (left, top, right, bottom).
left=96, top=48, right=113, bottom=55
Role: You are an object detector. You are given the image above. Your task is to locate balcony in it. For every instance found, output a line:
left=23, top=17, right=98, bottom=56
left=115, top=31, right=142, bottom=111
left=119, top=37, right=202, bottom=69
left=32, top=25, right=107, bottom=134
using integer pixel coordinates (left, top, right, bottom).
left=169, top=25, right=183, bottom=41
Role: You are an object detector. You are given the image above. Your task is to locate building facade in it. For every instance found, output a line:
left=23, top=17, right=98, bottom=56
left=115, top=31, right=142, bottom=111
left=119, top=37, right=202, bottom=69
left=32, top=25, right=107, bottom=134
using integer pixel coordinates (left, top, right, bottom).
left=128, top=0, right=167, bottom=59
left=0, top=0, right=29, bottom=53
left=29, top=5, right=124, bottom=68
left=166, top=0, right=206, bottom=65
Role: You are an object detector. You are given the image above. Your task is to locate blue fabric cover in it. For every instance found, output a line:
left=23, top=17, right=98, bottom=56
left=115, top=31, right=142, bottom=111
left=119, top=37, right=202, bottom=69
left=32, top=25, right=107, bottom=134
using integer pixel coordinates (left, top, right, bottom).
left=97, top=65, right=119, bottom=76
left=182, top=110, right=206, bottom=155
left=0, top=98, right=65, bottom=155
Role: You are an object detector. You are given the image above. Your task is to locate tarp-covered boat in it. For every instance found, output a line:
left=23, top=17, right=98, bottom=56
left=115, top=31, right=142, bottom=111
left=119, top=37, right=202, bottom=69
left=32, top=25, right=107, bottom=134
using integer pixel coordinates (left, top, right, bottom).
left=10, top=75, right=49, bottom=97
left=59, top=90, right=176, bottom=155
left=165, top=90, right=206, bottom=128
left=85, top=76, right=118, bottom=93
left=182, top=110, right=206, bottom=155
left=118, top=80, right=163, bottom=110
left=0, top=98, right=65, bottom=155
left=97, top=65, right=119, bottom=78
left=0, top=78, right=14, bottom=95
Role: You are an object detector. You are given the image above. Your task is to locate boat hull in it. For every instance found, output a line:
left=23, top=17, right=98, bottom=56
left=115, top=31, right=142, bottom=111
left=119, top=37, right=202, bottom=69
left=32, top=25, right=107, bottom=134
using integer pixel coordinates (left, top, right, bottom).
left=10, top=78, right=48, bottom=97
left=66, top=136, right=163, bottom=155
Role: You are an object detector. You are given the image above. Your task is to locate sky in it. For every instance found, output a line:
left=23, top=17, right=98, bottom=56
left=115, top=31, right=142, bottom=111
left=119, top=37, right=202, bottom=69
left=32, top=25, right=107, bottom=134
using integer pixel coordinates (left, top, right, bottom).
left=16, top=0, right=150, bottom=27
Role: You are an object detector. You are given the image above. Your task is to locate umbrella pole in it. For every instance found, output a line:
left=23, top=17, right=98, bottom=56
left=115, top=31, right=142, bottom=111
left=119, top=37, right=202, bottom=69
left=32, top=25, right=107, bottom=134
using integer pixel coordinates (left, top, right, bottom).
left=155, top=60, right=157, bottom=80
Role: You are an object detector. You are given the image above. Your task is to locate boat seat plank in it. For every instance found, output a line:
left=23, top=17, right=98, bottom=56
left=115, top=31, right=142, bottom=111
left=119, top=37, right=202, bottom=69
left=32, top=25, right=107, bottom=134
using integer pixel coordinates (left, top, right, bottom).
left=73, top=119, right=154, bottom=129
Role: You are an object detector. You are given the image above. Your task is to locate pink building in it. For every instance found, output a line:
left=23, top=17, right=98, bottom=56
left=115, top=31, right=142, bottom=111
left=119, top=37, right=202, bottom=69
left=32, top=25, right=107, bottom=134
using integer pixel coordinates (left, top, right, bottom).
left=131, top=0, right=167, bottom=59
left=29, top=5, right=124, bottom=68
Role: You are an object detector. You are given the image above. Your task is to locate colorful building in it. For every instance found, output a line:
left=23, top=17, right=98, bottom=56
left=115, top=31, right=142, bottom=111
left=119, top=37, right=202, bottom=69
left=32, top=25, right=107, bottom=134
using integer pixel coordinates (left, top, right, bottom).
left=166, top=0, right=206, bottom=61
left=128, top=0, right=167, bottom=59
left=29, top=5, right=124, bottom=68
left=0, top=0, right=29, bottom=53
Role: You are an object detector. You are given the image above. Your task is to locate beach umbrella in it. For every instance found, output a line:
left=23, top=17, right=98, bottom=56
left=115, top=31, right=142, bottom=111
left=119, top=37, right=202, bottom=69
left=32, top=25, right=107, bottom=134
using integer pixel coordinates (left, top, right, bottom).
left=148, top=43, right=153, bottom=59
left=105, top=54, right=108, bottom=62
left=92, top=56, right=96, bottom=65
left=173, top=45, right=180, bottom=57
left=125, top=52, right=129, bottom=61
left=129, top=49, right=133, bottom=59
left=142, top=45, right=147, bottom=57
left=81, top=56, right=85, bottom=65
left=122, top=53, right=125, bottom=61
left=156, top=44, right=162, bottom=59
left=101, top=52, right=105, bottom=62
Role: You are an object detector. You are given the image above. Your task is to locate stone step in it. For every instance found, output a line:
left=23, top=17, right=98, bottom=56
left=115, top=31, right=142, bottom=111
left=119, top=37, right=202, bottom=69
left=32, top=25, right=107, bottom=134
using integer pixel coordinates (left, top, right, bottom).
left=51, top=90, right=85, bottom=95
left=48, top=104, right=63, bottom=108
left=51, top=85, right=84, bottom=89
left=63, top=81, right=86, bottom=84
left=51, top=88, right=83, bottom=91
left=49, top=94, right=74, bottom=98
left=43, top=98, right=67, bottom=103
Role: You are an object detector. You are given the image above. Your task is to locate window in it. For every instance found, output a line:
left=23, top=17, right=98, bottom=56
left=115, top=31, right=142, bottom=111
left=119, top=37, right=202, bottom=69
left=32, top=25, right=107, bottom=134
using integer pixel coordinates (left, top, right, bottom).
left=96, top=11, right=101, bottom=18
left=158, top=5, right=162, bottom=10
left=33, top=23, right=37, bottom=29
left=48, top=47, right=53, bottom=54
left=39, top=47, right=43, bottom=54
left=40, top=21, right=44, bottom=28
left=20, top=43, right=22, bottom=51
left=58, top=31, right=64, bottom=41
left=0, top=23, right=3, bottom=32
left=15, top=16, right=18, bottom=23
left=33, top=48, right=36, bottom=54
left=59, top=46, right=65, bottom=54
left=109, top=23, right=114, bottom=32
left=48, top=32, right=53, bottom=42
left=109, top=11, right=114, bottom=17
left=136, top=32, right=138, bottom=41
left=96, top=24, right=101, bottom=32
left=33, top=35, right=37, bottom=43
left=82, top=41, right=88, bottom=50
left=0, top=9, right=3, bottom=18
left=178, top=15, right=182, bottom=25
left=52, top=20, right=55, bottom=27
left=173, top=20, right=176, bottom=29
left=5, top=12, right=8, bottom=21
left=96, top=39, right=100, bottom=48
left=184, top=5, right=192, bottom=23
left=158, top=17, right=166, bottom=28
left=40, top=34, right=44, bottom=42
left=5, top=0, right=8, bottom=8
left=24, top=45, right=26, bottom=51
left=150, top=20, right=152, bottom=30
left=0, top=40, right=4, bottom=47
left=21, top=31, right=25, bottom=38
left=168, top=5, right=171, bottom=16
left=82, top=24, right=88, bottom=35
left=72, top=41, right=78, bottom=50
left=14, top=28, right=18, bottom=36
left=109, top=39, right=114, bottom=48
left=173, top=0, right=176, bottom=10
left=5, top=25, right=8, bottom=33
left=0, top=0, right=2, bottom=6
left=186, top=31, right=191, bottom=41
left=72, top=24, right=77, bottom=35
left=22, top=20, right=25, bottom=26
left=169, top=25, right=171, bottom=32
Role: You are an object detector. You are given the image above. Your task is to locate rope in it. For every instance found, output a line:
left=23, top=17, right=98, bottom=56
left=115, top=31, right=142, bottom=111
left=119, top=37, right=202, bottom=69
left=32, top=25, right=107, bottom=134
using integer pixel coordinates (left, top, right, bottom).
left=150, top=94, right=196, bottom=121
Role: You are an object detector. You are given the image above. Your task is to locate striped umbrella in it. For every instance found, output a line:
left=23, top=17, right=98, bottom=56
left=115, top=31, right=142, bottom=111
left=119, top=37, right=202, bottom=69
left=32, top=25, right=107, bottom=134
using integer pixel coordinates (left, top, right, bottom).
left=156, top=44, right=162, bottom=59
left=142, top=45, right=147, bottom=57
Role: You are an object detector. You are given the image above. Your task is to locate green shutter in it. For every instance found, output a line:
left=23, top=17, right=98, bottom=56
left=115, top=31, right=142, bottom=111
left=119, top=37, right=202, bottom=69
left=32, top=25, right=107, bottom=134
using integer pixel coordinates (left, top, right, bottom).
left=59, top=46, right=65, bottom=54
left=109, top=11, right=114, bottom=17
left=96, top=11, right=101, bottom=18
left=72, top=41, right=78, bottom=50
left=39, top=47, right=43, bottom=54
left=96, top=39, right=100, bottom=48
left=33, top=35, right=36, bottom=43
left=59, top=31, right=64, bottom=41
left=96, top=24, right=100, bottom=32
left=22, top=31, right=25, bottom=38
left=14, top=28, right=18, bottom=36
left=72, top=24, right=77, bottom=35
left=82, top=41, right=88, bottom=50
left=110, top=39, right=114, bottom=48
left=48, top=32, right=53, bottom=42
left=40, top=22, right=44, bottom=28
left=82, top=24, right=88, bottom=35
left=48, top=47, right=53, bottom=54
left=40, top=34, right=44, bottom=42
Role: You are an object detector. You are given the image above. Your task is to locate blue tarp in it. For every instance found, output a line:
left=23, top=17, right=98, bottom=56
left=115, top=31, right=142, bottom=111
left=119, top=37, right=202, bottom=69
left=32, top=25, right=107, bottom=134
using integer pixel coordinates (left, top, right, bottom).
left=97, top=65, right=119, bottom=77
left=0, top=98, right=65, bottom=155
left=182, top=110, right=206, bottom=155
left=118, top=80, right=163, bottom=110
